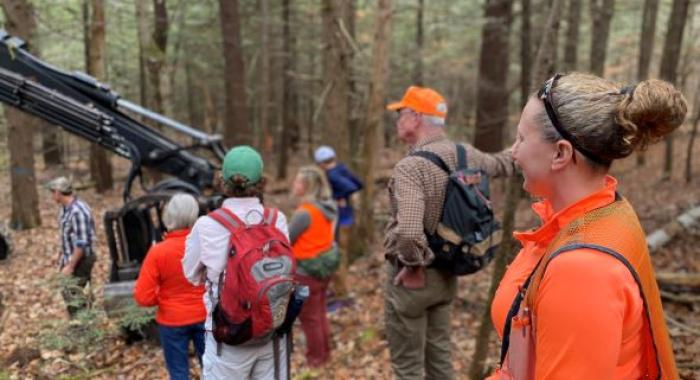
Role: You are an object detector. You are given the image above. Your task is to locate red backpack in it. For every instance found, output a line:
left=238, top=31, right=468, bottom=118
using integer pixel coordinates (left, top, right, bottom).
left=207, top=207, right=296, bottom=346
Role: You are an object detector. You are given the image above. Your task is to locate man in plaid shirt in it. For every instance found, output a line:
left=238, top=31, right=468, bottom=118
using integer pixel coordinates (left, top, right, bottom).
left=47, top=176, right=97, bottom=317
left=384, top=86, right=516, bottom=379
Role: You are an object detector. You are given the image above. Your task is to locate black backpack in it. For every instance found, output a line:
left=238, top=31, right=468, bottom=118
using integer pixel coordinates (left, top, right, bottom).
left=410, top=144, right=501, bottom=275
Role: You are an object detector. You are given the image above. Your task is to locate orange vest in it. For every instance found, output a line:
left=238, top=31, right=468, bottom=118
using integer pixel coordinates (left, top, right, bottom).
left=513, top=198, right=677, bottom=380
left=292, top=202, right=335, bottom=261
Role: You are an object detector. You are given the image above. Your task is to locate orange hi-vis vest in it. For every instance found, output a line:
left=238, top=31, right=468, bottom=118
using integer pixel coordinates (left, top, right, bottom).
left=502, top=197, right=678, bottom=380
left=291, top=202, right=335, bottom=261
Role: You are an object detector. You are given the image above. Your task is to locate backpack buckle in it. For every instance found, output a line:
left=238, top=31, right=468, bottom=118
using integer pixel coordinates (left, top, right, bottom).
left=460, top=172, right=482, bottom=185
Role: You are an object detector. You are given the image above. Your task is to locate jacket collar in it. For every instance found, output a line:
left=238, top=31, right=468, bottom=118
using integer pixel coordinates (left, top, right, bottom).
left=165, top=228, right=190, bottom=239
left=223, top=197, right=262, bottom=208
left=409, top=132, right=448, bottom=152
left=514, top=175, right=618, bottom=246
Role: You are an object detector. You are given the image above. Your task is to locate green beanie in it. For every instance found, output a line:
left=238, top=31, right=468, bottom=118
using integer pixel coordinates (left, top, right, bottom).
left=222, top=145, right=264, bottom=184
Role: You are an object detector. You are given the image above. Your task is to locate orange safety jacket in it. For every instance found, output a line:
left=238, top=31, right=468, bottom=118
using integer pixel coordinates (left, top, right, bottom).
left=133, top=229, right=206, bottom=326
left=497, top=185, right=678, bottom=379
left=291, top=202, right=335, bottom=261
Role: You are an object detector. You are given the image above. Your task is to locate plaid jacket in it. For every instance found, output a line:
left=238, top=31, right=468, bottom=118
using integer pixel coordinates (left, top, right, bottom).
left=59, top=197, right=95, bottom=267
left=384, top=133, right=516, bottom=266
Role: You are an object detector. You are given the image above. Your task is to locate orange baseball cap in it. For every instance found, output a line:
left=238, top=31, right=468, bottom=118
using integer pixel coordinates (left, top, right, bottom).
left=386, top=86, right=448, bottom=118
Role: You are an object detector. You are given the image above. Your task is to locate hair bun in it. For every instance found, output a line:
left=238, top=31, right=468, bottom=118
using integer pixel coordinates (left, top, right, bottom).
left=616, top=79, right=688, bottom=153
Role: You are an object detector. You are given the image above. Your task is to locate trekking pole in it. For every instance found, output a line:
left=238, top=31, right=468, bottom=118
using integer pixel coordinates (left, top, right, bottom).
left=286, top=331, right=293, bottom=380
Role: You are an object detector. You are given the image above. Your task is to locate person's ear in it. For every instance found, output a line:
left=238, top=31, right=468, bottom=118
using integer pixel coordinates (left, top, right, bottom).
left=552, top=140, right=574, bottom=170
left=409, top=112, right=421, bottom=129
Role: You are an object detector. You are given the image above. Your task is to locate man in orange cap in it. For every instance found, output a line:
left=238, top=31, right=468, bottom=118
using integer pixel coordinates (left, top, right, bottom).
left=383, top=86, right=515, bottom=379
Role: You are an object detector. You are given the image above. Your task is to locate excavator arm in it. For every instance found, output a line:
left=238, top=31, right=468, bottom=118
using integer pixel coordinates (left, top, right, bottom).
left=0, top=31, right=231, bottom=290
left=0, top=30, right=226, bottom=197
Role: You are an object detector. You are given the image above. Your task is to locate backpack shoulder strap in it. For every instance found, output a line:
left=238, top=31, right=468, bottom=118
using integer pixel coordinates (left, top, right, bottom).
left=499, top=242, right=651, bottom=367
left=499, top=254, right=542, bottom=366
left=263, top=208, right=279, bottom=226
left=409, top=150, right=450, bottom=173
left=499, top=243, right=578, bottom=366
left=208, top=208, right=245, bottom=233
left=456, top=144, right=468, bottom=170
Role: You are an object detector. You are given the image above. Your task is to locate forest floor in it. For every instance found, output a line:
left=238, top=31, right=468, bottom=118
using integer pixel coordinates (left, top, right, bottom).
left=0, top=138, right=699, bottom=379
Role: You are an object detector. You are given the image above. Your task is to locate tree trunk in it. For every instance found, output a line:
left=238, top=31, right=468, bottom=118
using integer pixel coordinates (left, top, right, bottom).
left=219, top=0, right=250, bottom=147
left=344, top=0, right=359, bottom=163
left=37, top=4, right=63, bottom=168
left=41, top=126, right=62, bottom=167
left=636, top=0, right=660, bottom=166
left=413, top=0, right=424, bottom=86
left=36, top=2, right=62, bottom=168
left=276, top=0, right=297, bottom=180
left=469, top=1, right=563, bottom=378
left=548, top=0, right=561, bottom=78
left=677, top=5, right=697, bottom=93
left=532, top=0, right=564, bottom=87
left=1, top=0, right=41, bottom=229
left=563, top=0, right=581, bottom=71
left=353, top=0, right=392, bottom=259
left=685, top=81, right=700, bottom=183
left=185, top=57, right=198, bottom=128
left=259, top=0, right=271, bottom=152
left=685, top=104, right=700, bottom=183
left=307, top=48, right=318, bottom=154
left=468, top=175, right=522, bottom=380
left=474, top=0, right=514, bottom=152
left=148, top=0, right=168, bottom=116
left=202, top=82, right=219, bottom=134
left=638, top=0, right=660, bottom=81
left=85, top=0, right=113, bottom=193
left=659, top=0, right=691, bottom=180
left=589, top=0, right=615, bottom=76
left=135, top=0, right=150, bottom=108
left=321, top=0, right=351, bottom=161
left=520, top=0, right=532, bottom=108
left=164, top=1, right=188, bottom=121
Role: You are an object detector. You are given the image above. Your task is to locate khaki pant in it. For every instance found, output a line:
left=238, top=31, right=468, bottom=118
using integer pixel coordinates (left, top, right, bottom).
left=384, top=262, right=457, bottom=380
left=202, top=333, right=288, bottom=380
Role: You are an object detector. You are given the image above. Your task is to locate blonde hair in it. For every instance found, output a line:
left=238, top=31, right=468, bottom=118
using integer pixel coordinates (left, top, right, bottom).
left=537, top=72, right=688, bottom=166
left=296, top=165, right=332, bottom=202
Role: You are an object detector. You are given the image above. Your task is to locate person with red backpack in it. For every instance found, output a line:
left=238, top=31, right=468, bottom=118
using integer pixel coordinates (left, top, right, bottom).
left=289, top=165, right=339, bottom=367
left=182, top=146, right=296, bottom=379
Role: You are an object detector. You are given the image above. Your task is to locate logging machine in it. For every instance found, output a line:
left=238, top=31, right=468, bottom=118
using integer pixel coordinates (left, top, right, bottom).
left=0, top=30, right=228, bottom=317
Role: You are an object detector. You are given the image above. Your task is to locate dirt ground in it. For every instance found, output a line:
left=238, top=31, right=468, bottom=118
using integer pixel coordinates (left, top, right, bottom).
left=0, top=138, right=699, bottom=379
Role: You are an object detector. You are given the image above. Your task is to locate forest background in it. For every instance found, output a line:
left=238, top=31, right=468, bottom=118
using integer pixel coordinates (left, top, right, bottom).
left=0, top=0, right=699, bottom=379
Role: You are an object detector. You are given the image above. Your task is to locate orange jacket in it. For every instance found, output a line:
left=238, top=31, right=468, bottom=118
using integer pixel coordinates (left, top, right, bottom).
left=133, top=229, right=206, bottom=326
left=491, top=176, right=677, bottom=380
left=291, top=202, right=335, bottom=260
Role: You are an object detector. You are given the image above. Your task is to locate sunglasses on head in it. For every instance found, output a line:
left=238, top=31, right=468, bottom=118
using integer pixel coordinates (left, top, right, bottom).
left=537, top=74, right=609, bottom=166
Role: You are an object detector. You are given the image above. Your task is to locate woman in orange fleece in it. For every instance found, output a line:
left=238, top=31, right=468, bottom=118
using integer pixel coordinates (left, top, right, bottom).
left=289, top=165, right=339, bottom=367
left=134, top=193, right=206, bottom=380
left=491, top=73, right=686, bottom=380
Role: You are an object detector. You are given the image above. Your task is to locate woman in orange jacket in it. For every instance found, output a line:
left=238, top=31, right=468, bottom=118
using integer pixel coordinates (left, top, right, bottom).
left=491, top=73, right=686, bottom=380
left=134, top=193, right=206, bottom=380
left=289, top=165, right=339, bottom=367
